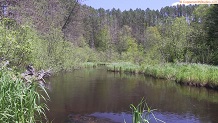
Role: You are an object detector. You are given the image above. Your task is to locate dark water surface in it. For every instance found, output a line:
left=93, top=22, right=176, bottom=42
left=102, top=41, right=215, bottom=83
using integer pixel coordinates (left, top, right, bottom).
left=46, top=67, right=218, bottom=123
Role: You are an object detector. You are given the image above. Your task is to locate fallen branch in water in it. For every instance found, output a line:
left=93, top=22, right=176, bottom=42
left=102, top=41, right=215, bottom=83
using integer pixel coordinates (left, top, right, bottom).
left=21, top=64, right=52, bottom=85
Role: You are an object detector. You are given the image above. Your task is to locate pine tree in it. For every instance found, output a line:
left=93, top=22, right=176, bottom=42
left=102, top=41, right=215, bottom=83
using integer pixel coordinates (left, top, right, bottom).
left=205, top=5, right=218, bottom=64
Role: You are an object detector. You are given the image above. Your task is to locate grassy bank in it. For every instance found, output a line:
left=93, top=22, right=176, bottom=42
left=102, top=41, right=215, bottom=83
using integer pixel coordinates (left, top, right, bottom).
left=0, top=68, right=48, bottom=122
left=79, top=62, right=98, bottom=68
left=106, top=62, right=218, bottom=90
left=107, top=62, right=142, bottom=74
left=77, top=62, right=110, bottom=69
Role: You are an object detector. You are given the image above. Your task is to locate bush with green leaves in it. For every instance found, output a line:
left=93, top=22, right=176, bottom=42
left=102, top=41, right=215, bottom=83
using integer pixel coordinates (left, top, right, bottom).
left=0, top=19, right=33, bottom=68
left=0, top=18, right=102, bottom=72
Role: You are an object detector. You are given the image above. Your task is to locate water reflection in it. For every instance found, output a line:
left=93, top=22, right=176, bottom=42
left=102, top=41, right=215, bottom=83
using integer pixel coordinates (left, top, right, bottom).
left=46, top=68, right=218, bottom=123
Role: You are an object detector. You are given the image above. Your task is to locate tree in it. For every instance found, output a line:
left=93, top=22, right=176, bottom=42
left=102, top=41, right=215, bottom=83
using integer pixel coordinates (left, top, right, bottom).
left=117, top=25, right=144, bottom=64
left=116, top=25, right=131, bottom=54
left=144, top=26, right=164, bottom=63
left=162, top=17, right=192, bottom=62
left=205, top=5, right=218, bottom=64
left=191, top=5, right=210, bottom=63
left=95, top=26, right=111, bottom=51
left=61, top=0, right=79, bottom=31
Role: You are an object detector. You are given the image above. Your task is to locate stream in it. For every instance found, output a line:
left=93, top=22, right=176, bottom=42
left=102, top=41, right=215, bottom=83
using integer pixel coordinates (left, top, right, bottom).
left=45, top=67, right=218, bottom=123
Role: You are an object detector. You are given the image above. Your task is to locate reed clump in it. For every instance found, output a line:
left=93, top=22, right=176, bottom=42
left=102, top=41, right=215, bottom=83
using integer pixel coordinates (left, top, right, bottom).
left=0, top=68, right=48, bottom=123
left=144, top=63, right=218, bottom=89
left=80, top=62, right=98, bottom=68
left=126, top=98, right=165, bottom=123
left=106, top=62, right=142, bottom=74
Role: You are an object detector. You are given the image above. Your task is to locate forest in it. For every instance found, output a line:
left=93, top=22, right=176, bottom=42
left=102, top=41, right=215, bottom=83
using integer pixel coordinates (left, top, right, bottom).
left=0, top=0, right=218, bottom=122
left=0, top=1, right=217, bottom=69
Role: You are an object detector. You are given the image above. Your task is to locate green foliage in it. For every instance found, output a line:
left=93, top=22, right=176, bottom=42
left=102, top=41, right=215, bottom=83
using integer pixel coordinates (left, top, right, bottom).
left=191, top=6, right=208, bottom=63
left=106, top=62, right=142, bottom=74
left=193, top=5, right=210, bottom=21
left=144, top=26, right=164, bottom=64
left=14, top=1, right=215, bottom=66
left=0, top=68, right=48, bottom=123
left=163, top=17, right=193, bottom=62
left=0, top=17, right=103, bottom=72
left=107, top=62, right=218, bottom=89
left=95, top=26, right=111, bottom=51
left=122, top=37, right=142, bottom=63
left=143, top=63, right=218, bottom=88
left=128, top=98, right=164, bottom=123
left=3, top=2, right=218, bottom=122
left=80, top=62, right=98, bottom=68
left=0, top=19, right=33, bottom=68
left=117, top=25, right=132, bottom=54
left=97, top=49, right=120, bottom=62
left=205, top=5, right=218, bottom=65
left=32, top=37, right=100, bottom=72
left=191, top=5, right=218, bottom=64
left=130, top=99, right=150, bottom=123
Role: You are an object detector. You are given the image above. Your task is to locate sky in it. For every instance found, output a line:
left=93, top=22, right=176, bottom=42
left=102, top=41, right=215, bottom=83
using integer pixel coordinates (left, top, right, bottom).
left=83, top=0, right=180, bottom=11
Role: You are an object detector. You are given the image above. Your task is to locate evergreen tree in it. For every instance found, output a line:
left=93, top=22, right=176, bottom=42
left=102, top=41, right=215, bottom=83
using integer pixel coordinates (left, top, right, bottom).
left=205, top=5, right=218, bottom=64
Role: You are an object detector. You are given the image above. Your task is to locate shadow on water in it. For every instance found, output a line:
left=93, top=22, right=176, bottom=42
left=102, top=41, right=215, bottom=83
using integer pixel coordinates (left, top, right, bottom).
left=45, top=67, right=218, bottom=123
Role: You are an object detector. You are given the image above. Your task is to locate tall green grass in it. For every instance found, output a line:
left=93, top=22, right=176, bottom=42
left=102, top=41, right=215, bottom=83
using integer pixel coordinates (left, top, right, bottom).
left=127, top=98, right=165, bottom=123
left=79, top=62, right=98, bottom=68
left=106, top=62, right=218, bottom=89
left=143, top=63, right=218, bottom=88
left=0, top=68, right=48, bottom=123
left=106, top=62, right=142, bottom=74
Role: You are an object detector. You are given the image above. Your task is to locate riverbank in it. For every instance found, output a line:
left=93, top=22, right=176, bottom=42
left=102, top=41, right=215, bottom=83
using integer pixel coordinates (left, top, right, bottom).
left=106, top=62, right=218, bottom=90
left=0, top=66, right=48, bottom=122
left=106, top=62, right=143, bottom=74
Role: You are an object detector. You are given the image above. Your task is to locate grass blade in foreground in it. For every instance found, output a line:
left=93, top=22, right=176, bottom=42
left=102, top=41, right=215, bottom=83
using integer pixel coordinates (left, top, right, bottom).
left=129, top=98, right=165, bottom=123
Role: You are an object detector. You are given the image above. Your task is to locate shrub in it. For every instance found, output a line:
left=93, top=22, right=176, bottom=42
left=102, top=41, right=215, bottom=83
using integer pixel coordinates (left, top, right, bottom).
left=0, top=68, right=48, bottom=123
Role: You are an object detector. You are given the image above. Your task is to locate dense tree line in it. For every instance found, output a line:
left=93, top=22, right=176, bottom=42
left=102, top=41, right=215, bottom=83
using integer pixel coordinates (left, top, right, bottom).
left=0, top=0, right=218, bottom=71
left=77, top=3, right=217, bottom=65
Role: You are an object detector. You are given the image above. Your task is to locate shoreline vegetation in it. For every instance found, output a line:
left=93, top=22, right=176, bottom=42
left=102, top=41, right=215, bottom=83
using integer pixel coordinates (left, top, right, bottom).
left=75, top=61, right=218, bottom=90
left=1, top=1, right=218, bottom=122
left=129, top=98, right=165, bottom=123
left=0, top=66, right=48, bottom=123
left=105, top=62, right=218, bottom=90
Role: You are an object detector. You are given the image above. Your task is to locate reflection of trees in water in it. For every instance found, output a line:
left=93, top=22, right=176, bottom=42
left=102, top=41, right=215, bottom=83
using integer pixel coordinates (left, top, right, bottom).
left=47, top=68, right=218, bottom=123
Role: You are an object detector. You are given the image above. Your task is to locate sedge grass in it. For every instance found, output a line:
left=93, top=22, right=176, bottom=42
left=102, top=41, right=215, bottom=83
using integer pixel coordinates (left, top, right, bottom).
left=106, top=62, right=218, bottom=89
left=79, top=62, right=98, bottom=68
left=144, top=63, right=218, bottom=88
left=106, top=62, right=141, bottom=74
left=126, top=98, right=165, bottom=123
left=0, top=68, right=48, bottom=123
